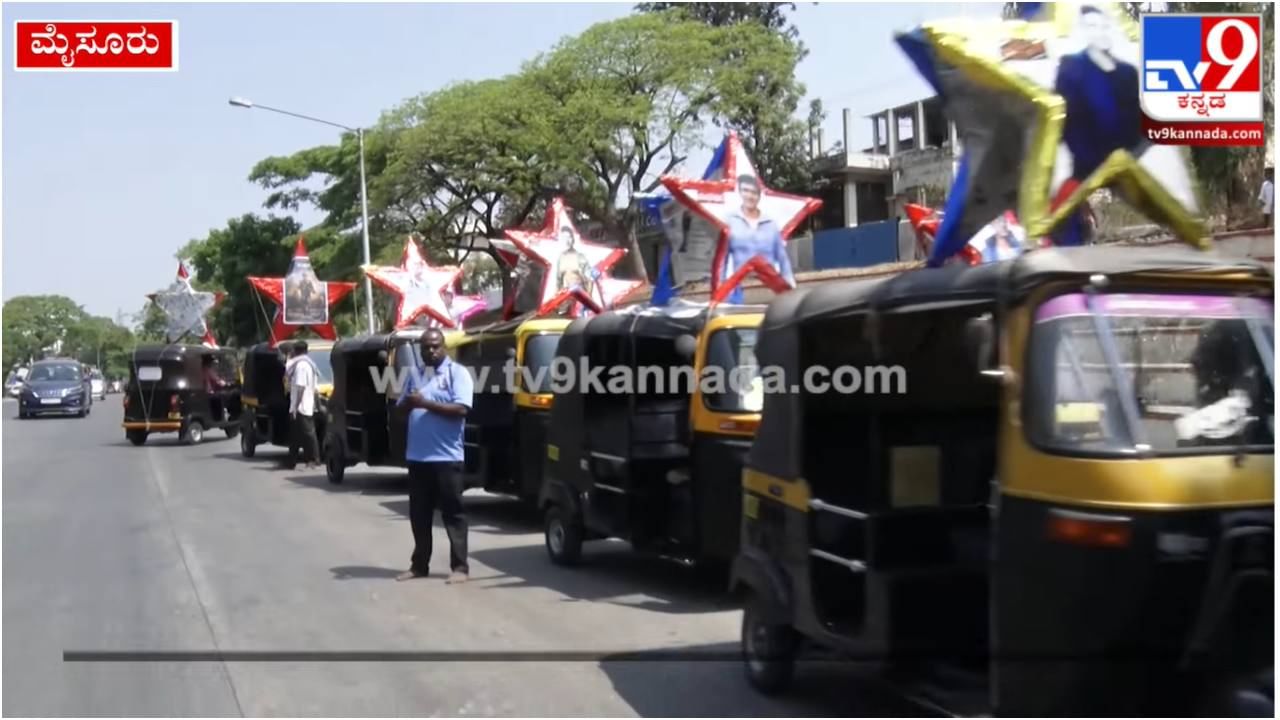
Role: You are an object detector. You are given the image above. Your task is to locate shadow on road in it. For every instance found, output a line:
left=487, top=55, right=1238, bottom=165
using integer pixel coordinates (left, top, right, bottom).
left=329, top=565, right=404, bottom=580
left=379, top=493, right=538, bottom=536
left=276, top=470, right=408, bottom=496
left=599, top=642, right=930, bottom=717
left=467, top=541, right=734, bottom=616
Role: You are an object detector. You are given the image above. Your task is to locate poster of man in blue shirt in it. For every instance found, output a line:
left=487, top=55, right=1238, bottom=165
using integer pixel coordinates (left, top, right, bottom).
left=395, top=328, right=474, bottom=584
left=722, top=174, right=794, bottom=304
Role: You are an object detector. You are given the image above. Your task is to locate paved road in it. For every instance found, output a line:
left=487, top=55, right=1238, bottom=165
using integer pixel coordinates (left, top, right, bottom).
left=3, top=397, right=920, bottom=716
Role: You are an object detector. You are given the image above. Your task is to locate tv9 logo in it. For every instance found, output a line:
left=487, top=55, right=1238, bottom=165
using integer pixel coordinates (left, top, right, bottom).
left=1140, top=13, right=1262, bottom=122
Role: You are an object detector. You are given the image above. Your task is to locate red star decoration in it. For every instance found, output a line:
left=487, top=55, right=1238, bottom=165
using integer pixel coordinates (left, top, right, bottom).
left=659, top=132, right=821, bottom=296
left=363, top=236, right=463, bottom=329
left=593, top=276, right=644, bottom=313
left=442, top=293, right=488, bottom=327
left=147, top=261, right=223, bottom=347
left=491, top=197, right=626, bottom=318
left=248, top=236, right=356, bottom=347
left=903, top=203, right=985, bottom=266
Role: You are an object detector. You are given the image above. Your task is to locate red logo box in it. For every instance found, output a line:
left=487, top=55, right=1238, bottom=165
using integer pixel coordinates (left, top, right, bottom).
left=14, top=21, right=177, bottom=71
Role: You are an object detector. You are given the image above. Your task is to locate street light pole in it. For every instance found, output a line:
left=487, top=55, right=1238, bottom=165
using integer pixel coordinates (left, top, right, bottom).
left=356, top=128, right=375, bottom=334
left=228, top=96, right=376, bottom=334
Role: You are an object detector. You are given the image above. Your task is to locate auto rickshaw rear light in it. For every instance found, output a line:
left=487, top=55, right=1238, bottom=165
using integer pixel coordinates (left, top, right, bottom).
left=1046, top=511, right=1132, bottom=548
left=170, top=395, right=180, bottom=410
left=719, top=418, right=760, bottom=434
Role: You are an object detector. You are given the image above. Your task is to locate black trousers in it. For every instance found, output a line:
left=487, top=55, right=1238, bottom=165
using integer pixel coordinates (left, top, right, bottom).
left=407, top=461, right=468, bottom=575
left=286, top=414, right=319, bottom=467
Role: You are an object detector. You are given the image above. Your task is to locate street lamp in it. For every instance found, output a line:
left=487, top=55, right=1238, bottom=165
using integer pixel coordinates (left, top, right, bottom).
left=228, top=96, right=376, bottom=334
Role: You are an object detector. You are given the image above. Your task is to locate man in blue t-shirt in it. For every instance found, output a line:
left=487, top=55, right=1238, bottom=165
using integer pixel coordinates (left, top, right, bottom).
left=723, top=174, right=794, bottom=304
left=395, top=329, right=474, bottom=583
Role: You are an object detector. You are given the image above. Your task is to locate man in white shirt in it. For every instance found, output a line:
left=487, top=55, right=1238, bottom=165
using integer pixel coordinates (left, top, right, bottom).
left=1259, top=167, right=1273, bottom=228
left=283, top=340, right=321, bottom=470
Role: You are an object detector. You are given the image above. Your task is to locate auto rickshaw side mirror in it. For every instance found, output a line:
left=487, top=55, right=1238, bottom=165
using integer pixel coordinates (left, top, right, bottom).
left=674, top=334, right=698, bottom=360
left=965, top=314, right=1002, bottom=379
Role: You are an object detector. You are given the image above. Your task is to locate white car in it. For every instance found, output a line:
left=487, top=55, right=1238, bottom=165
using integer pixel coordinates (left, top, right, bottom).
left=89, top=372, right=106, bottom=400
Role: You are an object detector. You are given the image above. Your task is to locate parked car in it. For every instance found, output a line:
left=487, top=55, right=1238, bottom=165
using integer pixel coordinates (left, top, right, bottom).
left=17, top=359, right=92, bottom=419
left=88, top=369, right=106, bottom=400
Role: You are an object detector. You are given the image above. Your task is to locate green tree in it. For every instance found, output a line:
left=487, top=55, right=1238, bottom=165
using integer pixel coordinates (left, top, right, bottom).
left=635, top=2, right=803, bottom=47
left=62, top=315, right=135, bottom=379
left=639, top=2, right=813, bottom=190
left=526, top=12, right=807, bottom=276
left=180, top=214, right=304, bottom=347
left=2, top=295, right=88, bottom=370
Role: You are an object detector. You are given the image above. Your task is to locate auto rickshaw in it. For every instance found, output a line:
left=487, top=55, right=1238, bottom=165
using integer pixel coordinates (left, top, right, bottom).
left=122, top=344, right=244, bottom=446
left=323, top=330, right=425, bottom=483
left=451, top=316, right=570, bottom=502
left=239, top=340, right=336, bottom=458
left=539, top=303, right=766, bottom=568
left=735, top=246, right=1274, bottom=716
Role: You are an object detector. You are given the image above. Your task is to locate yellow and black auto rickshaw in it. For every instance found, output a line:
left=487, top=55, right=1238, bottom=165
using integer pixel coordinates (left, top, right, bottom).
left=539, top=303, right=765, bottom=568
left=322, top=330, right=425, bottom=484
left=122, top=344, right=243, bottom=446
left=735, top=246, right=1273, bottom=716
left=451, top=316, right=570, bottom=502
left=238, top=340, right=336, bottom=458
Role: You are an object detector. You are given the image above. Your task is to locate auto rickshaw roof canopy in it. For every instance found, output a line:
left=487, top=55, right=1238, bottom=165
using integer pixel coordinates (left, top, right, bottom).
left=760, top=245, right=1271, bottom=333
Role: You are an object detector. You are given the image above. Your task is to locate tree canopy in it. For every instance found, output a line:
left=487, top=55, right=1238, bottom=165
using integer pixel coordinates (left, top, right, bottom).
left=226, top=11, right=810, bottom=284
left=3, top=295, right=136, bottom=379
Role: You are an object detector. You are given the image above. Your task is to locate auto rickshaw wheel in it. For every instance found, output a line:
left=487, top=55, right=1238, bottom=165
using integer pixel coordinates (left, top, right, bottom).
left=544, top=504, right=583, bottom=566
left=182, top=420, right=204, bottom=445
left=741, top=596, right=797, bottom=695
left=325, top=443, right=345, bottom=485
left=240, top=425, right=256, bottom=458
left=127, top=430, right=148, bottom=446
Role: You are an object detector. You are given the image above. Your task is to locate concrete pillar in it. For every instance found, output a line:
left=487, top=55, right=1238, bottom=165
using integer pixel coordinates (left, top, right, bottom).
left=842, top=108, right=852, bottom=158
left=871, top=114, right=881, bottom=154
left=916, top=101, right=928, bottom=148
left=844, top=179, right=859, bottom=227
left=887, top=107, right=899, bottom=156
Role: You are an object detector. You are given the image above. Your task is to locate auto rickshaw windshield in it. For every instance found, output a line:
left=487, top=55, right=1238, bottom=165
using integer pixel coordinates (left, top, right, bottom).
left=702, top=328, right=762, bottom=413
left=1025, top=292, right=1274, bottom=455
left=523, top=334, right=560, bottom=394
left=308, top=347, right=335, bottom=385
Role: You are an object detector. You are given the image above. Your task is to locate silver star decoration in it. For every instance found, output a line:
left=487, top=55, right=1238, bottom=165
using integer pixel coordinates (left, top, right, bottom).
left=152, top=277, right=218, bottom=342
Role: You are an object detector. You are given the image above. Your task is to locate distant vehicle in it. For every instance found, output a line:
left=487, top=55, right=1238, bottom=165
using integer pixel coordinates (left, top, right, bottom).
left=109, top=379, right=123, bottom=394
left=89, top=369, right=107, bottom=400
left=17, top=358, right=92, bottom=419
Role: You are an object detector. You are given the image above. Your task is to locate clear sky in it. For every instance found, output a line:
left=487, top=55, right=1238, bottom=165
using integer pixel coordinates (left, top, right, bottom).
left=2, top=1, right=1002, bottom=320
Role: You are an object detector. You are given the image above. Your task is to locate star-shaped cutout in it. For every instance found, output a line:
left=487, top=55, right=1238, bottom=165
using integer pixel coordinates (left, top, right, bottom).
left=148, top=261, right=222, bottom=346
left=363, top=236, right=463, bottom=329
left=899, top=2, right=1205, bottom=255
left=491, top=197, right=626, bottom=317
left=248, top=236, right=356, bottom=347
left=905, top=202, right=1023, bottom=265
left=659, top=131, right=821, bottom=297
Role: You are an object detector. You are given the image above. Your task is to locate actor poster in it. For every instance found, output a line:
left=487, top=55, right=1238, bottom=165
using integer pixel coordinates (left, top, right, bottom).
left=283, top=255, right=329, bottom=325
